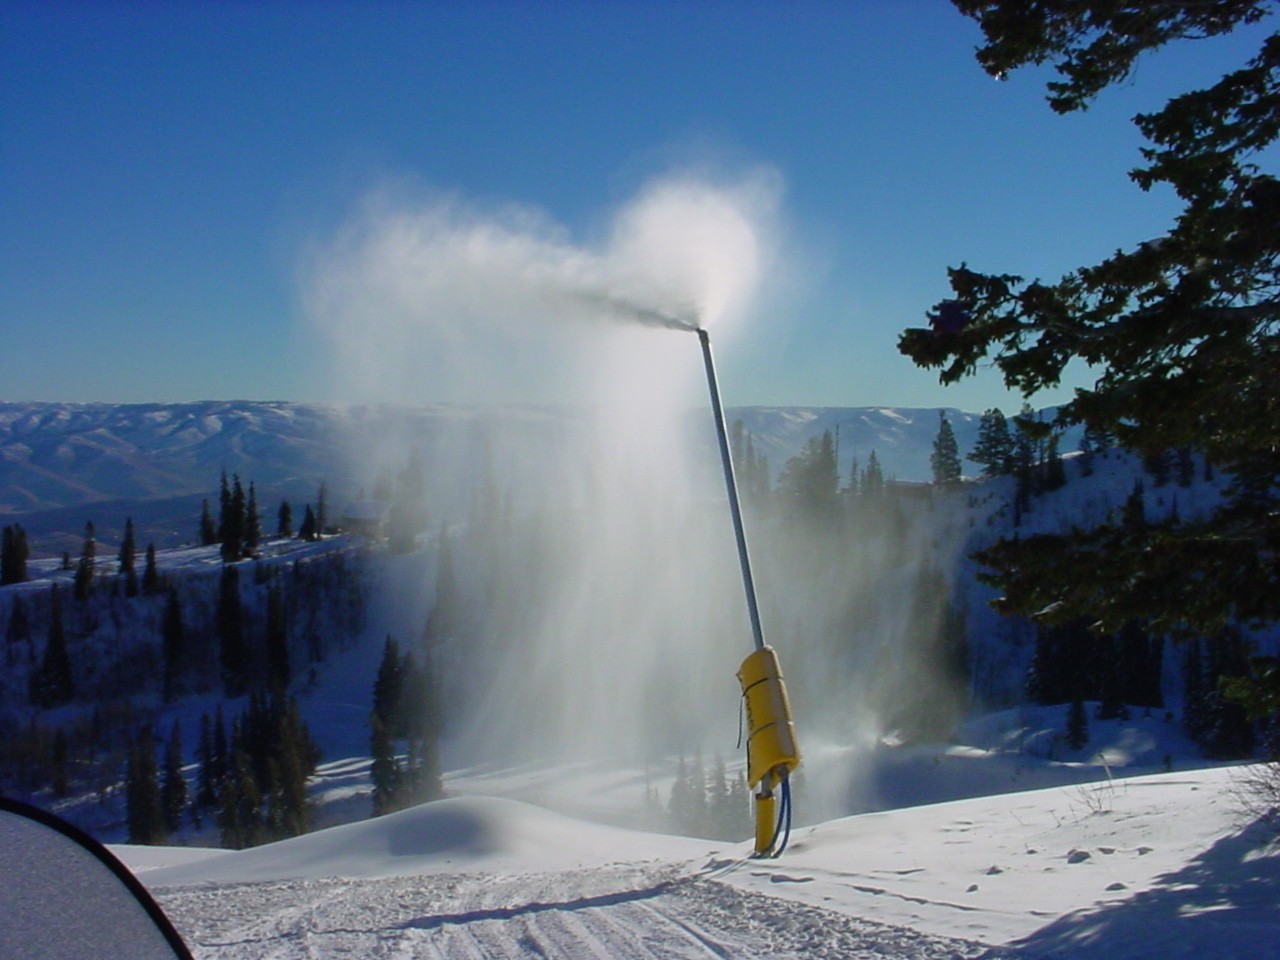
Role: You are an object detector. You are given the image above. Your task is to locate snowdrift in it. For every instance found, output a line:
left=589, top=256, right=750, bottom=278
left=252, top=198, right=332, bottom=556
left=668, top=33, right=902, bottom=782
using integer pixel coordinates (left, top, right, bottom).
left=129, top=764, right=1280, bottom=960
left=141, top=795, right=714, bottom=887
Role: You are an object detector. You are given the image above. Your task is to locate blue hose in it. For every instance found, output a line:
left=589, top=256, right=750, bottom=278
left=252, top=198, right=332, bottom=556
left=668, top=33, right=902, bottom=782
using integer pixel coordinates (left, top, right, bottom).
left=762, top=772, right=793, bottom=858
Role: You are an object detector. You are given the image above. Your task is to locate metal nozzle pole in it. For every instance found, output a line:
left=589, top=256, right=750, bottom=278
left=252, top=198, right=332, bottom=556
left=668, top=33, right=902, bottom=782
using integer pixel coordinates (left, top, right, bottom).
left=698, top=328, right=766, bottom=652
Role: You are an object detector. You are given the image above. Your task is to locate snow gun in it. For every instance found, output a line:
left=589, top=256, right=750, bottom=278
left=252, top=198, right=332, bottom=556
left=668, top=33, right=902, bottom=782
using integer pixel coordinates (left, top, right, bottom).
left=697, top=328, right=801, bottom=857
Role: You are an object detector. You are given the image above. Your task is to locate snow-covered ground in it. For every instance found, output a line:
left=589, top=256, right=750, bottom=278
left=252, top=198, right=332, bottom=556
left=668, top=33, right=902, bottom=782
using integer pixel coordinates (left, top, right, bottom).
left=120, top=761, right=1278, bottom=959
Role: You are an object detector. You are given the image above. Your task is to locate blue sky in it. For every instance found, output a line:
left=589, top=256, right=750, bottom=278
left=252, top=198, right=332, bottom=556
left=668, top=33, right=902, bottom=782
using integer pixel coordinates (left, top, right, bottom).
left=2, top=1, right=1273, bottom=411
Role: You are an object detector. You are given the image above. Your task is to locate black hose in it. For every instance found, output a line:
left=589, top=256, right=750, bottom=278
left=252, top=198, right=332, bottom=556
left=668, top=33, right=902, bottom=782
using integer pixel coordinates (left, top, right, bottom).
left=773, top=774, right=793, bottom=857
left=759, top=770, right=793, bottom=858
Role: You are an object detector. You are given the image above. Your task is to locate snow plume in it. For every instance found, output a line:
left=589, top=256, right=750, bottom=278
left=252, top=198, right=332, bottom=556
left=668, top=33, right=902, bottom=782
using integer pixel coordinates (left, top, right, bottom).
left=304, top=171, right=778, bottom=404
left=301, top=171, right=782, bottom=764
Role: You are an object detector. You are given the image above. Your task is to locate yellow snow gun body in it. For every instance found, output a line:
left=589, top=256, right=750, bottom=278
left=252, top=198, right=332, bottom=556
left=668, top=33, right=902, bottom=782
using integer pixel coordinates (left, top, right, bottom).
left=737, top=645, right=800, bottom=856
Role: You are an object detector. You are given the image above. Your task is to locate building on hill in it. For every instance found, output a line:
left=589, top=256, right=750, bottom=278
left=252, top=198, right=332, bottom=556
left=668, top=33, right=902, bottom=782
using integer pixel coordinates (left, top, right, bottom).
left=340, top=501, right=389, bottom=540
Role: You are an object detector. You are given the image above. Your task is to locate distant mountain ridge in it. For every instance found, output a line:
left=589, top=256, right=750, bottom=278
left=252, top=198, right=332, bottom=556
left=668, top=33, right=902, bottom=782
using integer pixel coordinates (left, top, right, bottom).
left=0, top=401, right=341, bottom=512
left=730, top=405, right=989, bottom=485
left=0, top=400, right=1041, bottom=556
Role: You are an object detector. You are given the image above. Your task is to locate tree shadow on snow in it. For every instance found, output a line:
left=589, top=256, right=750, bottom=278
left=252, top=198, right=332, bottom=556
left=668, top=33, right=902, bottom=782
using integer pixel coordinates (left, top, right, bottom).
left=996, top=820, right=1280, bottom=960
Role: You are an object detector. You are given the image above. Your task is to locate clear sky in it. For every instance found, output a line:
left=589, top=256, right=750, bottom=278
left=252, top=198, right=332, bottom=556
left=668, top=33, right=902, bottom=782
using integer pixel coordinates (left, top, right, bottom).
left=2, top=1, right=1273, bottom=411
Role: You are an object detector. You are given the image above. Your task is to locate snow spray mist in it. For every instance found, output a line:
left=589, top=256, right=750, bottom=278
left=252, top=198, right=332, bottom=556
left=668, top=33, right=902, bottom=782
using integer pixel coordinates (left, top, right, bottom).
left=303, top=170, right=783, bottom=767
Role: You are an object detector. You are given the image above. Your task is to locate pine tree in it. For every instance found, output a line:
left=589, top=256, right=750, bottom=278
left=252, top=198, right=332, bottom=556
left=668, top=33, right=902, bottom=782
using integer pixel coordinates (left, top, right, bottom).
left=277, top=500, right=293, bottom=539
left=1175, top=447, right=1196, bottom=488
left=969, top=408, right=1014, bottom=477
left=1042, top=434, right=1066, bottom=492
left=161, top=588, right=185, bottom=703
left=6, top=595, right=30, bottom=668
left=217, top=565, right=249, bottom=698
left=369, top=635, right=441, bottom=813
left=900, top=2, right=1280, bottom=648
left=1096, top=632, right=1125, bottom=720
left=930, top=411, right=962, bottom=486
left=200, top=498, right=218, bottom=546
left=779, top=431, right=839, bottom=523
left=118, top=516, right=137, bottom=584
left=1011, top=411, right=1036, bottom=522
left=1026, top=623, right=1059, bottom=706
left=213, top=704, right=229, bottom=793
left=126, top=725, right=165, bottom=845
left=1143, top=448, right=1172, bottom=487
left=372, top=636, right=403, bottom=732
left=31, top=584, right=73, bottom=709
left=398, top=648, right=443, bottom=805
left=73, top=521, right=96, bottom=601
left=1, top=523, right=29, bottom=585
left=316, top=481, right=329, bottom=537
left=707, top=751, right=744, bottom=840
left=746, top=435, right=771, bottom=506
left=668, top=756, right=691, bottom=833
left=221, top=693, right=317, bottom=843
left=162, top=721, right=187, bottom=834
left=1, top=525, right=12, bottom=586
left=217, top=471, right=231, bottom=543
left=268, top=700, right=312, bottom=839
left=1066, top=696, right=1089, bottom=751
left=298, top=505, right=317, bottom=542
left=860, top=450, right=884, bottom=498
left=1114, top=620, right=1159, bottom=711
left=243, top=481, right=261, bottom=558
left=424, top=529, right=460, bottom=647
left=893, top=563, right=968, bottom=742
left=221, top=475, right=246, bottom=563
left=846, top=454, right=860, bottom=500
left=1027, top=619, right=1096, bottom=708
left=220, top=476, right=244, bottom=563
left=388, top=454, right=426, bottom=553
left=142, top=542, right=161, bottom=595
left=1200, top=628, right=1257, bottom=760
left=1182, top=647, right=1203, bottom=742
left=265, top=586, right=290, bottom=693
left=688, top=751, right=708, bottom=837
left=195, top=712, right=218, bottom=814
left=1122, top=480, right=1146, bottom=532
left=816, top=430, right=839, bottom=516
left=14, top=523, right=28, bottom=583
left=218, top=751, right=262, bottom=849
left=1077, top=430, right=1098, bottom=478
left=369, top=713, right=400, bottom=816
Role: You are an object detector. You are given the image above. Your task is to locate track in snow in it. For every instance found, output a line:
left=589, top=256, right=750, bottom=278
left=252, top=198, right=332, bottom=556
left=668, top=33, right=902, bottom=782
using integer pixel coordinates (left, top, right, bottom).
left=157, top=864, right=1017, bottom=959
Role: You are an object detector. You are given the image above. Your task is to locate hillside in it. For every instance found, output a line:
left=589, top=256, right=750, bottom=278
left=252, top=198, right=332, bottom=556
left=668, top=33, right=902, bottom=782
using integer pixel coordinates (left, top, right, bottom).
left=0, top=400, right=1025, bottom=558
left=0, top=398, right=1274, bottom=863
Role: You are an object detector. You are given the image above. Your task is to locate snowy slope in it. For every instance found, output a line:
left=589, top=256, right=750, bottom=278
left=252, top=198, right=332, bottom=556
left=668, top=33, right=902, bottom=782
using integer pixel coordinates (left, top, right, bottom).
left=125, top=763, right=1278, bottom=960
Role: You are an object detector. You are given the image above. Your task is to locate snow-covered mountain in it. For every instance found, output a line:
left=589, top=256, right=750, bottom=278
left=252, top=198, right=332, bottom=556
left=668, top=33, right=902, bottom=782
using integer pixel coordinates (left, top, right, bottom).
left=0, top=400, right=1026, bottom=557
